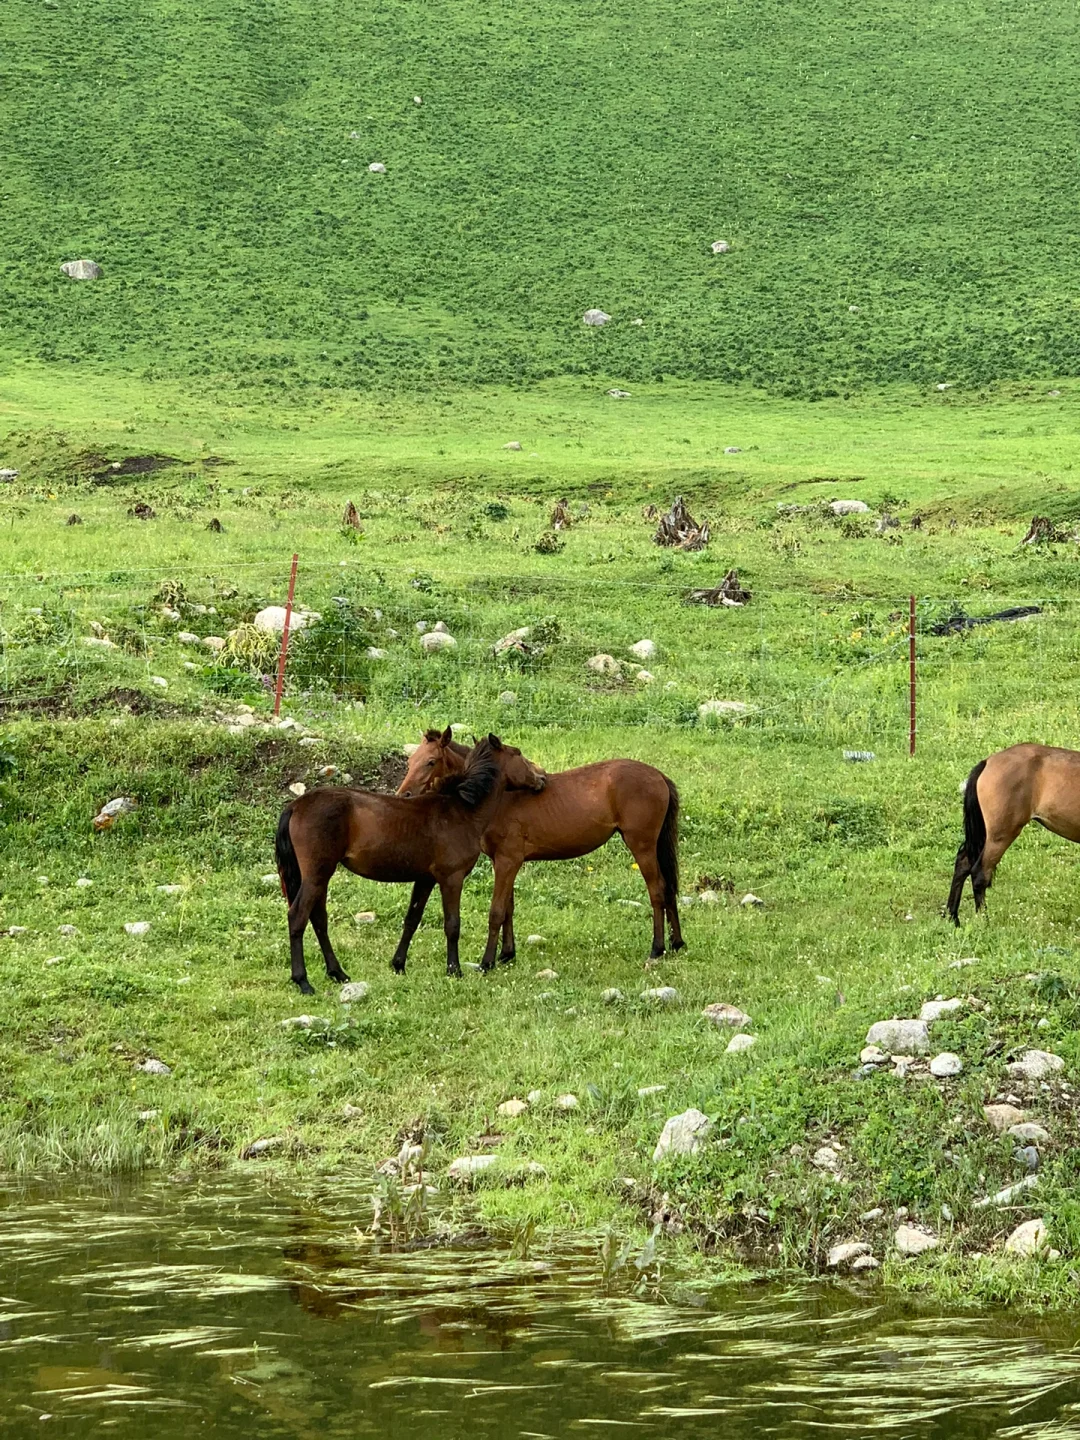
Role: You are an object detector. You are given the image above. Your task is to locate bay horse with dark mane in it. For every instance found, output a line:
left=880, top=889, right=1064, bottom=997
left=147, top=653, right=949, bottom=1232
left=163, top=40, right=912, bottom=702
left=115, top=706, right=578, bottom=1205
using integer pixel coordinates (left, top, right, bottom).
left=275, top=734, right=545, bottom=990
left=398, top=729, right=683, bottom=966
left=948, top=744, right=1080, bottom=923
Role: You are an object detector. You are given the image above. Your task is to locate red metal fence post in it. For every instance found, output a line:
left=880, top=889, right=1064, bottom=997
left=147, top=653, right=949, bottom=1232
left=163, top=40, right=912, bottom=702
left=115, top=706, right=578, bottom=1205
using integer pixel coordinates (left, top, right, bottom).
left=909, top=594, right=916, bottom=757
left=272, top=553, right=299, bottom=718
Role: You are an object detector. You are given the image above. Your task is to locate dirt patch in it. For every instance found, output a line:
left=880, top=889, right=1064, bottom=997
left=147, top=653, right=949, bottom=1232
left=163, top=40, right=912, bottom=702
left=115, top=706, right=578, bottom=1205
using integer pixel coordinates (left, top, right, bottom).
left=91, top=454, right=183, bottom=482
left=78, top=687, right=187, bottom=718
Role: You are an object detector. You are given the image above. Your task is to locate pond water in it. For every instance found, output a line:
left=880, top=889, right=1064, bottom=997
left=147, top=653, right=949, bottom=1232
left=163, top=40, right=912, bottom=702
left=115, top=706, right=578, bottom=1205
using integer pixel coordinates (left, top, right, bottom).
left=3, top=1175, right=1080, bottom=1437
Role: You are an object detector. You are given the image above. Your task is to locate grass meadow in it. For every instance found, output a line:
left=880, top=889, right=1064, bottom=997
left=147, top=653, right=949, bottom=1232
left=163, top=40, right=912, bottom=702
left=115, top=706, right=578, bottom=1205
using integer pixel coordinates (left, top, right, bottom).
left=4, top=374, right=1080, bottom=1304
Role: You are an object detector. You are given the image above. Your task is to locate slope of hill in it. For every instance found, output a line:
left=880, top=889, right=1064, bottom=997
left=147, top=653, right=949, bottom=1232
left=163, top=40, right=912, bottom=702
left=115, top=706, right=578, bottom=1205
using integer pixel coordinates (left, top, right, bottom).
left=2, top=0, right=1079, bottom=395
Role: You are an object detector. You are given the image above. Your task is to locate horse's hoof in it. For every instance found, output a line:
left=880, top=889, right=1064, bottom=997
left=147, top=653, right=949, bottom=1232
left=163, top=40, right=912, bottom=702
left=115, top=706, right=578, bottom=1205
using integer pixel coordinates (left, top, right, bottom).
left=294, top=979, right=315, bottom=995
left=391, top=962, right=406, bottom=975
left=669, top=939, right=686, bottom=953
left=498, top=951, right=516, bottom=966
left=329, top=970, right=351, bottom=984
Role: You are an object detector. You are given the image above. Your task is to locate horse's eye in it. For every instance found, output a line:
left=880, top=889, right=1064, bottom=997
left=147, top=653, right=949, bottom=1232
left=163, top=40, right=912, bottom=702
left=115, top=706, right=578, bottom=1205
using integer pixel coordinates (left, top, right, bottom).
left=426, top=759, right=435, bottom=767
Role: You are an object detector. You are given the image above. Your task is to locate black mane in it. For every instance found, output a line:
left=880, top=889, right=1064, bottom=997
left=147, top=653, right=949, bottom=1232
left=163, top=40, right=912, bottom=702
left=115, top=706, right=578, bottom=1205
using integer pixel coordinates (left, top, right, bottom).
left=439, top=737, right=499, bottom=807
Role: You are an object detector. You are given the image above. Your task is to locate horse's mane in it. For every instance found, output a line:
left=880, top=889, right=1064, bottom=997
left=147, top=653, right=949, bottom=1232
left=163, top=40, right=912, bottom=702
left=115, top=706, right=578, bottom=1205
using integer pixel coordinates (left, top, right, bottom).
left=438, top=737, right=499, bottom=807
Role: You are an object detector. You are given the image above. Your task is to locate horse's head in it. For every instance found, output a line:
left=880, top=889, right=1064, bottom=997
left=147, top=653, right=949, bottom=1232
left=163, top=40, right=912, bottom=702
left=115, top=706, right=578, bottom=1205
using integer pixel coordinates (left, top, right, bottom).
left=397, top=726, right=465, bottom=796
left=493, top=734, right=547, bottom=793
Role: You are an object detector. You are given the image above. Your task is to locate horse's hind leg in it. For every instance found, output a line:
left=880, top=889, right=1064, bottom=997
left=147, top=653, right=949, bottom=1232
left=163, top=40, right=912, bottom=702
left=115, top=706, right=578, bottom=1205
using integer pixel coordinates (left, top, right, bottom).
left=438, top=872, right=466, bottom=978
left=972, top=831, right=1020, bottom=913
left=625, top=836, right=667, bottom=959
left=391, top=877, right=435, bottom=974
left=499, top=888, right=516, bottom=964
left=946, top=844, right=971, bottom=926
left=288, top=880, right=321, bottom=994
left=480, top=857, right=521, bottom=972
left=310, top=892, right=350, bottom=983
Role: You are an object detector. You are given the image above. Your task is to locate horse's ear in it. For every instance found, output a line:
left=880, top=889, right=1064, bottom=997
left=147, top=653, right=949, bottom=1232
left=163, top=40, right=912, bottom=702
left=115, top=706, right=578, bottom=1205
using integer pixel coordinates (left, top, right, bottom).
left=424, top=728, right=442, bottom=742
left=439, top=725, right=453, bottom=746
left=487, top=732, right=504, bottom=750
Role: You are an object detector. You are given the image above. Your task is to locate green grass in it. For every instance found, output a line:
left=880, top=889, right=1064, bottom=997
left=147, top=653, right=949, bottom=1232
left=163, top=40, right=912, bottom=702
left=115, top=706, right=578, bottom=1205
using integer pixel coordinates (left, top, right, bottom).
left=4, top=0, right=1080, bottom=394
left=5, top=378, right=1080, bottom=1307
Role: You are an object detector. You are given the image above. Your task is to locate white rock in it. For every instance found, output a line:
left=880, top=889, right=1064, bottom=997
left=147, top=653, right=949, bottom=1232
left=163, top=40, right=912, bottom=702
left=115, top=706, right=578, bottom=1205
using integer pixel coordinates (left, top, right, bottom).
left=5, top=927, right=27, bottom=937
left=829, top=500, right=870, bottom=515
left=253, top=606, right=318, bottom=636
left=852, top=1254, right=880, bottom=1272
left=61, top=258, right=102, bottom=280
left=150, top=676, right=168, bottom=690
left=280, top=1015, right=330, bottom=1030
left=702, top=1003, right=750, bottom=1029
left=948, top=956, right=979, bottom=969
left=895, top=1225, right=938, bottom=1256
left=202, top=635, right=226, bottom=652
left=635, top=669, right=655, bottom=683
left=526, top=934, right=545, bottom=945
left=177, top=631, right=200, bottom=644
left=495, top=626, right=532, bottom=655
left=1008, top=1122, right=1050, bottom=1143
left=920, top=998, right=963, bottom=1022
left=502, top=441, right=523, bottom=451
left=865, top=1019, right=930, bottom=1056
left=629, top=639, right=657, bottom=660
left=930, top=1052, right=963, bottom=1077
left=641, top=986, right=680, bottom=1005
left=608, top=388, right=631, bottom=398
left=498, top=690, right=517, bottom=705
left=697, top=890, right=720, bottom=905
left=76, top=877, right=92, bottom=888
left=726, top=1033, right=756, bottom=1054
left=653, top=1108, right=712, bottom=1161
left=420, top=631, right=457, bottom=653
left=366, top=647, right=388, bottom=660
left=298, top=736, right=323, bottom=747
left=354, top=911, right=376, bottom=925
left=157, top=884, right=185, bottom=896
left=583, top=308, right=612, bottom=326
left=339, top=982, right=370, bottom=1004
left=724, top=446, right=742, bottom=454
left=535, top=968, right=558, bottom=980
left=97, top=796, right=137, bottom=821
left=57, top=924, right=78, bottom=937
left=860, top=1045, right=888, bottom=1065
left=812, top=1145, right=841, bottom=1173
left=637, top=1084, right=666, bottom=1097
left=288, top=782, right=306, bottom=797
left=698, top=699, right=752, bottom=718
left=586, top=653, right=620, bottom=675
left=740, top=893, right=764, bottom=908
left=138, top=1109, right=161, bottom=1122
left=974, top=1174, right=1040, bottom=1209
left=136, top=1058, right=171, bottom=1076
left=1007, top=1050, right=1064, bottom=1081
left=83, top=635, right=117, bottom=649
left=557, top=1093, right=579, bottom=1110
left=124, top=921, right=151, bottom=936
left=1004, top=1218, right=1049, bottom=1257
left=527, top=1090, right=544, bottom=1104
left=498, top=1098, right=528, bottom=1118
left=602, top=987, right=624, bottom=1004
left=860, top=1207, right=884, bottom=1222
left=448, top=1154, right=497, bottom=1182
left=827, top=1241, right=872, bottom=1269
left=368, top=161, right=386, bottom=173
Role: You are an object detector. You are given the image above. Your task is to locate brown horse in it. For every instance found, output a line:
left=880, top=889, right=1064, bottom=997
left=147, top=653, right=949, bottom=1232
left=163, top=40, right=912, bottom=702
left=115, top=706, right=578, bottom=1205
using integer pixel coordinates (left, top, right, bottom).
left=275, top=735, right=545, bottom=990
left=398, top=729, right=683, bottom=966
left=947, top=744, right=1080, bottom=923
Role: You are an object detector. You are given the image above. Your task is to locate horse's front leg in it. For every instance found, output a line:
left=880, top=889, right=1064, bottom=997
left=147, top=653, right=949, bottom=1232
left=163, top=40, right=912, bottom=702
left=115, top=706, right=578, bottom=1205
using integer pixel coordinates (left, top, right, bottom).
left=481, top=857, right=522, bottom=971
left=438, top=872, right=467, bottom=977
left=499, top=886, right=516, bottom=964
left=310, top=891, right=350, bottom=983
left=288, top=880, right=320, bottom=994
left=391, top=878, right=435, bottom=973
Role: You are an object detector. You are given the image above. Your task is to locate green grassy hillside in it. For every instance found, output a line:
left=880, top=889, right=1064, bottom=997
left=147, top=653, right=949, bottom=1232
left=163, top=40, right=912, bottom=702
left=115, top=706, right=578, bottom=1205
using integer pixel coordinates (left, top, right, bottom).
left=3, top=0, right=1080, bottom=395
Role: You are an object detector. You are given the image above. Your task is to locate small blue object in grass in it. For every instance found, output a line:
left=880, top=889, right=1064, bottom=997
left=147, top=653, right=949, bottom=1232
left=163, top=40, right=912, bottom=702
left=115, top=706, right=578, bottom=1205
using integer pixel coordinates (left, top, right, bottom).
left=843, top=750, right=876, bottom=762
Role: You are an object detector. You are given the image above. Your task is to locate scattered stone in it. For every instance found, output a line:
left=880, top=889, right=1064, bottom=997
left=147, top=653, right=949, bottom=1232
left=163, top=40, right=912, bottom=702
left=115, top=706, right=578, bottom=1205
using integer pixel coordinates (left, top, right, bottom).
left=984, top=1103, right=1027, bottom=1132
left=60, top=258, right=102, bottom=280
left=339, top=982, right=370, bottom=1004
left=253, top=605, right=318, bottom=635
left=864, top=1019, right=930, bottom=1055
left=1014, top=1145, right=1040, bottom=1172
left=0, top=468, right=18, bottom=480
left=494, top=626, right=532, bottom=656
left=638, top=1084, right=666, bottom=1097
left=202, top=636, right=226, bottom=652
left=342, top=1103, right=363, bottom=1119
left=280, top=1015, right=330, bottom=1031
left=526, top=934, right=545, bottom=945
left=354, top=911, right=376, bottom=925
left=851, top=1254, right=880, bottom=1272
left=5, top=927, right=27, bottom=938
left=57, top=924, right=78, bottom=937
left=930, top=1052, right=963, bottom=1078
left=535, top=968, right=559, bottom=980
left=635, top=669, right=655, bottom=684
left=710, top=239, right=731, bottom=254
left=608, top=388, right=631, bottom=398
left=157, top=884, right=185, bottom=896
left=827, top=1241, right=872, bottom=1269
left=697, top=890, right=720, bottom=905
left=724, top=446, right=742, bottom=454
left=698, top=699, right=753, bottom=719
left=583, top=308, right=612, bottom=326
left=948, top=957, right=979, bottom=969
left=368, top=161, right=386, bottom=172
left=498, top=690, right=517, bottom=705
left=602, top=988, right=624, bottom=1005
left=138, top=1109, right=160, bottom=1123
left=502, top=441, right=522, bottom=451
left=76, top=877, right=92, bottom=889
left=177, top=631, right=200, bottom=644
left=702, top=1002, right=750, bottom=1029
left=974, top=1174, right=1039, bottom=1209
left=1008, top=1122, right=1050, bottom=1144
left=242, top=1137, right=285, bottom=1159
left=136, top=1058, right=171, bottom=1076
left=653, top=1107, right=712, bottom=1161
left=829, top=499, right=870, bottom=516
left=641, top=986, right=680, bottom=1005
left=630, top=639, right=657, bottom=660
left=124, top=921, right=151, bottom=936
left=150, top=676, right=168, bottom=690
left=556, top=1093, right=579, bottom=1110
left=288, top=782, right=306, bottom=797
left=812, top=1145, right=841, bottom=1174
left=920, top=998, right=963, bottom=1022
left=860, top=1045, right=888, bottom=1066
left=366, top=647, right=388, bottom=660
left=527, top=1090, right=543, bottom=1104
left=860, top=1207, right=884, bottom=1222
left=448, top=1154, right=497, bottom=1182
left=1006, top=1050, right=1064, bottom=1081
left=843, top=750, right=876, bottom=762
left=586, top=653, right=621, bottom=676
left=740, top=893, right=764, bottom=908
left=895, top=1225, right=938, bottom=1257
left=420, top=630, right=457, bottom=653
left=498, top=1098, right=529, bottom=1118
left=726, top=1033, right=756, bottom=1054
left=93, top=795, right=137, bottom=831
left=1004, top=1218, right=1050, bottom=1258
left=83, top=635, right=117, bottom=649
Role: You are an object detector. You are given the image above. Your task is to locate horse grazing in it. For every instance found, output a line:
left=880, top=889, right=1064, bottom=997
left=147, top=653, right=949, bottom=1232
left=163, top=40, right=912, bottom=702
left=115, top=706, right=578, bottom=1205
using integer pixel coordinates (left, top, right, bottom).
left=275, top=734, right=545, bottom=990
left=398, top=728, right=683, bottom=966
left=947, top=744, right=1080, bottom=923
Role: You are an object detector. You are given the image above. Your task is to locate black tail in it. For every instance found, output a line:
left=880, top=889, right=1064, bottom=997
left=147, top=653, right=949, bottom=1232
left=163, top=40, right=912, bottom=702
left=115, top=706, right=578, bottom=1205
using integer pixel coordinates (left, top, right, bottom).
left=657, top=778, right=680, bottom=906
left=275, top=805, right=302, bottom=904
left=963, top=759, right=988, bottom=873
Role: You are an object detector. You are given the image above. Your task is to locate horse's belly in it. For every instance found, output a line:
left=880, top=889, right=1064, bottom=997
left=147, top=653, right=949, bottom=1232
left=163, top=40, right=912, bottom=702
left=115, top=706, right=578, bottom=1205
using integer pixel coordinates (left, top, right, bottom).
left=522, top=826, right=616, bottom=862
left=342, top=856, right=427, bottom=884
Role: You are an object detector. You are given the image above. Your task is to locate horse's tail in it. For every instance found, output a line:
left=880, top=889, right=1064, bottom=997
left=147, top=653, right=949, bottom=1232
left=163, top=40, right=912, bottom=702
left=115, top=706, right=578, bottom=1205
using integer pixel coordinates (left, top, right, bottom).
left=963, top=760, right=988, bottom=873
left=275, top=805, right=302, bottom=904
left=657, top=777, right=680, bottom=906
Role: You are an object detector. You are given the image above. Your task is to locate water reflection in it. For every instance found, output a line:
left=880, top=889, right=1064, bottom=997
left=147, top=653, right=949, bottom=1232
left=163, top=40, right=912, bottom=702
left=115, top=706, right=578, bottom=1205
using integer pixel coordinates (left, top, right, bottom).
left=1, top=1175, right=1080, bottom=1436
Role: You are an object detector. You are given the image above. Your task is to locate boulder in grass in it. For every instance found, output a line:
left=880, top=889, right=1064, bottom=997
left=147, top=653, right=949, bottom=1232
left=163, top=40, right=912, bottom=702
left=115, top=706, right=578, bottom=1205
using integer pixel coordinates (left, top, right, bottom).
left=827, top=1241, right=872, bottom=1269
left=629, top=639, right=656, bottom=660
left=829, top=499, right=869, bottom=516
left=1004, top=1218, right=1051, bottom=1258
left=894, top=1225, right=938, bottom=1257
left=702, top=1002, right=750, bottom=1029
left=1006, top=1050, right=1064, bottom=1081
left=984, top=1103, right=1027, bottom=1132
left=61, top=258, right=102, bottom=280
left=710, top=239, right=731, bottom=254
left=920, top=998, right=963, bottom=1022
left=136, top=1057, right=171, bottom=1076
left=653, top=1108, right=712, bottom=1162
left=368, top=161, right=387, bottom=173
left=583, top=308, right=612, bottom=326
left=864, top=1019, right=930, bottom=1055
left=929, top=1052, right=963, bottom=1077
left=642, top=986, right=680, bottom=1005
left=726, top=1033, right=756, bottom=1054
left=339, top=982, right=370, bottom=1004
left=448, top=1154, right=497, bottom=1183
left=586, top=653, right=621, bottom=676
left=420, top=631, right=456, bottom=653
